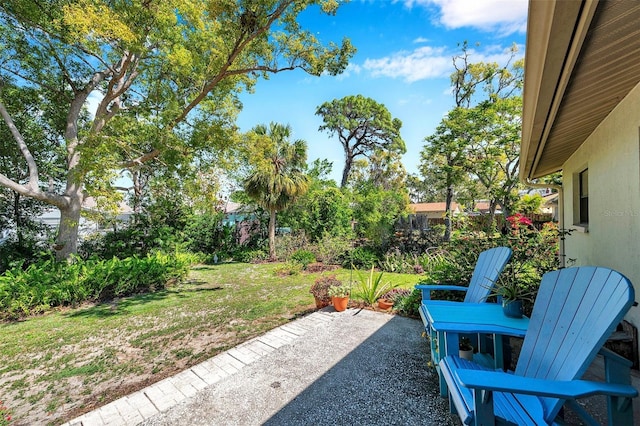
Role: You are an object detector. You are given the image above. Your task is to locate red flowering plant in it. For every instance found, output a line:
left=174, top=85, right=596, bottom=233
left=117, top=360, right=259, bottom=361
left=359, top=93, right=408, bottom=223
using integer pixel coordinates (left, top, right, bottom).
left=0, top=400, right=12, bottom=425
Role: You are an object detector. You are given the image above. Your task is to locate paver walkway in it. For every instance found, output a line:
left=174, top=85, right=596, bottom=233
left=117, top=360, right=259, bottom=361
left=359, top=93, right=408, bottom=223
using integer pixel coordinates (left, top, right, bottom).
left=63, top=309, right=456, bottom=426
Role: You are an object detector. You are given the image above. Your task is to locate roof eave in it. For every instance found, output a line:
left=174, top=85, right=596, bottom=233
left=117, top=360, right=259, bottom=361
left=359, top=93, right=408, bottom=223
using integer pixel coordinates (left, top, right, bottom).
left=520, top=0, right=599, bottom=181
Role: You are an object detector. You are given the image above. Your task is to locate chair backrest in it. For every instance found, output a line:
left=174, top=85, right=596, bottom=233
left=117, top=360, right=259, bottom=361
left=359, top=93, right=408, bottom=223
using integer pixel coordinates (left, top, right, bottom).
left=514, top=266, right=635, bottom=422
left=464, top=246, right=512, bottom=303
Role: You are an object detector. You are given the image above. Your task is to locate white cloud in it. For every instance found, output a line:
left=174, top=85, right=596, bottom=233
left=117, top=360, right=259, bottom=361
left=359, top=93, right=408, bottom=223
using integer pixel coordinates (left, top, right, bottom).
left=86, top=90, right=103, bottom=118
left=363, top=46, right=450, bottom=83
left=403, top=0, right=527, bottom=35
left=337, top=62, right=362, bottom=80
left=363, top=43, right=523, bottom=83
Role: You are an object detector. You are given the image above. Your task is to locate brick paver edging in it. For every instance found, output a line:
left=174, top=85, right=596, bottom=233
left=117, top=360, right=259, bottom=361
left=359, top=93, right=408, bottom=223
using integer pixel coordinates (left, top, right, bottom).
left=63, top=310, right=336, bottom=426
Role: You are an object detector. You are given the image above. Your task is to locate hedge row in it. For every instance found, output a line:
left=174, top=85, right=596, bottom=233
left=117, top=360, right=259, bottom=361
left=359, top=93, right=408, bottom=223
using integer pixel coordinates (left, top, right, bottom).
left=0, top=252, right=193, bottom=321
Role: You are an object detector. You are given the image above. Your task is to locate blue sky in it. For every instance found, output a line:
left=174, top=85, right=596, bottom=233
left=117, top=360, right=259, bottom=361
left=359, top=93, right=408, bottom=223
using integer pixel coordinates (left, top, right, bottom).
left=236, top=0, right=528, bottom=184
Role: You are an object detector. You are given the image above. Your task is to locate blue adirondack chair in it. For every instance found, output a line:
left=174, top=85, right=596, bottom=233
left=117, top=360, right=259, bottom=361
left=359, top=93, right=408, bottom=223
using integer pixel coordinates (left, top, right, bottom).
left=440, top=266, right=638, bottom=425
left=416, top=246, right=512, bottom=395
left=415, top=246, right=512, bottom=304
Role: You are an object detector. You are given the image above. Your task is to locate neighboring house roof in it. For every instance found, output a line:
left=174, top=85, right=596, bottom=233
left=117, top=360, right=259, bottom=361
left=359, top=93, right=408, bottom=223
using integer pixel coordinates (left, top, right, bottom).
left=521, top=1, right=640, bottom=179
left=474, top=201, right=491, bottom=213
left=36, top=197, right=133, bottom=229
left=82, top=197, right=133, bottom=214
left=223, top=201, right=243, bottom=214
left=410, top=202, right=459, bottom=214
left=223, top=201, right=255, bottom=215
left=543, top=192, right=559, bottom=207
left=410, top=202, right=501, bottom=215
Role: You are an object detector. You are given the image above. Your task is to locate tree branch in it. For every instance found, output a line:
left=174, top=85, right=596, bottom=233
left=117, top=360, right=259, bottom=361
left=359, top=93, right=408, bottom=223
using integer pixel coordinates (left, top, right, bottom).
left=0, top=99, right=39, bottom=189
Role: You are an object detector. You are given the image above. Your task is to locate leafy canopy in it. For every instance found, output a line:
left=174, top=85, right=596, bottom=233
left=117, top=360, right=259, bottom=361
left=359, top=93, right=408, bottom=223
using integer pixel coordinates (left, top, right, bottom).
left=316, top=94, right=405, bottom=187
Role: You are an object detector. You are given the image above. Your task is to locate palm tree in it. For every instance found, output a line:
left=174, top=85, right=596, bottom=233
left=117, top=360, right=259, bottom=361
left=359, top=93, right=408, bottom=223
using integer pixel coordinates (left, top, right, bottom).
left=244, top=123, right=310, bottom=261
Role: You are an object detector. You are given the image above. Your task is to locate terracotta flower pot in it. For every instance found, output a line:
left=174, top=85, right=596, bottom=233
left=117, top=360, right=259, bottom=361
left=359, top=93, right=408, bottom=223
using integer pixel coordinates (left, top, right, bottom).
left=332, top=296, right=349, bottom=312
left=378, top=299, right=393, bottom=310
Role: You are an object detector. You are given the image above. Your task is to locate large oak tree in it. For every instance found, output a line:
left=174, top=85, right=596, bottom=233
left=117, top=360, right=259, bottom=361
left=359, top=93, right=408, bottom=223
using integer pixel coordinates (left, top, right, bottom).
left=0, top=0, right=355, bottom=260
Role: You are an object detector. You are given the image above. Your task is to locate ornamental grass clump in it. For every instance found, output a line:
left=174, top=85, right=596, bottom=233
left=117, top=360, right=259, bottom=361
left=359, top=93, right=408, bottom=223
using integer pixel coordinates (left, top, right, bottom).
left=353, top=265, right=398, bottom=305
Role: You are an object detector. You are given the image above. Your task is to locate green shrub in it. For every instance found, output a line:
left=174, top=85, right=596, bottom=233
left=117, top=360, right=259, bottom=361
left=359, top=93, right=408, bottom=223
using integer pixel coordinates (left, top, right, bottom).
left=342, top=246, right=379, bottom=270
left=0, top=252, right=192, bottom=321
left=416, top=247, right=472, bottom=288
left=0, top=234, right=53, bottom=274
left=273, top=262, right=302, bottom=276
left=78, top=220, right=183, bottom=260
left=311, top=234, right=351, bottom=264
left=290, top=249, right=316, bottom=268
left=184, top=212, right=235, bottom=256
left=378, top=251, right=421, bottom=274
left=394, top=288, right=422, bottom=318
left=274, top=234, right=308, bottom=261
left=234, top=249, right=269, bottom=263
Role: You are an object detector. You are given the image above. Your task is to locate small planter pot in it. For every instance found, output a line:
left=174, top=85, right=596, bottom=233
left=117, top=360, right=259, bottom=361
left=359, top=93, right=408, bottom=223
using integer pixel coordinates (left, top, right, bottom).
left=502, top=299, right=523, bottom=318
left=378, top=299, right=393, bottom=310
left=332, top=296, right=349, bottom=312
left=314, top=296, right=331, bottom=309
left=459, top=349, right=474, bottom=361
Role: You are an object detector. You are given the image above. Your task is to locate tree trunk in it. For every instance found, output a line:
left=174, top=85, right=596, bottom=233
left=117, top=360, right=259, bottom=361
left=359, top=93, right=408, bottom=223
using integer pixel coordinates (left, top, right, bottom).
left=489, top=200, right=497, bottom=233
left=55, top=196, right=82, bottom=261
left=268, top=208, right=277, bottom=261
left=501, top=198, right=512, bottom=219
left=340, top=156, right=352, bottom=188
left=444, top=185, right=453, bottom=241
left=54, top=148, right=84, bottom=261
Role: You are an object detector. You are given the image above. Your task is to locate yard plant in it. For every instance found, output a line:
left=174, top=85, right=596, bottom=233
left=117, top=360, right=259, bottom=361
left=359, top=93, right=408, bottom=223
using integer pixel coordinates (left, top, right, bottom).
left=353, top=266, right=399, bottom=305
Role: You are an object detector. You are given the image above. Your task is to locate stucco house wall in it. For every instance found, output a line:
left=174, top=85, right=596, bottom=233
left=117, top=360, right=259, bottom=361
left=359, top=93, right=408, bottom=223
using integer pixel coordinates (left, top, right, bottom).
left=562, top=80, right=640, bottom=327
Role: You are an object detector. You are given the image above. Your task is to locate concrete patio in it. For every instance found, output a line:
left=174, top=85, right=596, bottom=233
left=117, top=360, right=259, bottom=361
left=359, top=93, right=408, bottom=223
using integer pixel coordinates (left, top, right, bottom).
left=63, top=307, right=638, bottom=426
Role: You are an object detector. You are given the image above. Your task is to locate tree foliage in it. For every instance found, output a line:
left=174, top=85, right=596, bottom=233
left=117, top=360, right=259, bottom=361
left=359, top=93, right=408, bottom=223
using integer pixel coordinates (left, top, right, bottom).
left=420, top=42, right=523, bottom=239
left=0, top=0, right=355, bottom=260
left=348, top=153, right=409, bottom=247
left=316, top=94, right=405, bottom=187
left=243, top=122, right=310, bottom=260
left=279, top=160, right=353, bottom=242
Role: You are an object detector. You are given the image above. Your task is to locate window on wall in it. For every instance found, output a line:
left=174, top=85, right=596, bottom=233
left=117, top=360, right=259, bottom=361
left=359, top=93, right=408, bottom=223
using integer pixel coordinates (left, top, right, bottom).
left=578, top=168, right=589, bottom=224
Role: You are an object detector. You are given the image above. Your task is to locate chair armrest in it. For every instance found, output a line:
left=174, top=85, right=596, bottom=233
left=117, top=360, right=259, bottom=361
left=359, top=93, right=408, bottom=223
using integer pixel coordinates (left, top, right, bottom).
left=415, top=284, right=468, bottom=301
left=453, top=366, right=638, bottom=399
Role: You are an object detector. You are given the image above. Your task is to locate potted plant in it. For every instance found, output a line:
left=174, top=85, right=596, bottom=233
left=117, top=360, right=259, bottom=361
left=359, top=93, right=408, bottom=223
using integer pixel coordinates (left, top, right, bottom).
left=459, top=337, right=474, bottom=361
left=353, top=265, right=399, bottom=308
left=328, top=282, right=351, bottom=312
left=378, top=288, right=408, bottom=310
left=488, top=274, right=536, bottom=319
left=309, top=275, right=341, bottom=309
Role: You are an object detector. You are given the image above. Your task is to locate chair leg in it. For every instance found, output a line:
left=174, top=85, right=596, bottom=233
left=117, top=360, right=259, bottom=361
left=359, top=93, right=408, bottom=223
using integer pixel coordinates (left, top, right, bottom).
left=473, top=389, right=495, bottom=426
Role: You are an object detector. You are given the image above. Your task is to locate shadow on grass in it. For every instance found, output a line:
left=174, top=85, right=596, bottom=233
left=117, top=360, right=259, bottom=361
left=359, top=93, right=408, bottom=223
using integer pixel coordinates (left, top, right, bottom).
left=67, top=281, right=228, bottom=318
left=190, top=265, right=218, bottom=271
left=66, top=290, right=172, bottom=318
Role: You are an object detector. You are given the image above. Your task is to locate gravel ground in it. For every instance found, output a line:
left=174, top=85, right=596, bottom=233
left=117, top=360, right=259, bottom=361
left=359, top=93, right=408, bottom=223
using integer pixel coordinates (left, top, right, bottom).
left=140, top=308, right=459, bottom=426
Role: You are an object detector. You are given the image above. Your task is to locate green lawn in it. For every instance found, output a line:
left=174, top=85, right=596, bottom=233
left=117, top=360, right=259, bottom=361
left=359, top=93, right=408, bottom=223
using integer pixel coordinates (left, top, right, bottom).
left=0, top=262, right=419, bottom=425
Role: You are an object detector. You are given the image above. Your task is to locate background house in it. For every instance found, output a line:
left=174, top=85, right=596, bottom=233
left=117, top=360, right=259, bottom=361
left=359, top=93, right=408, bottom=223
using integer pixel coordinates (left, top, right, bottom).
left=520, top=1, right=640, bottom=330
